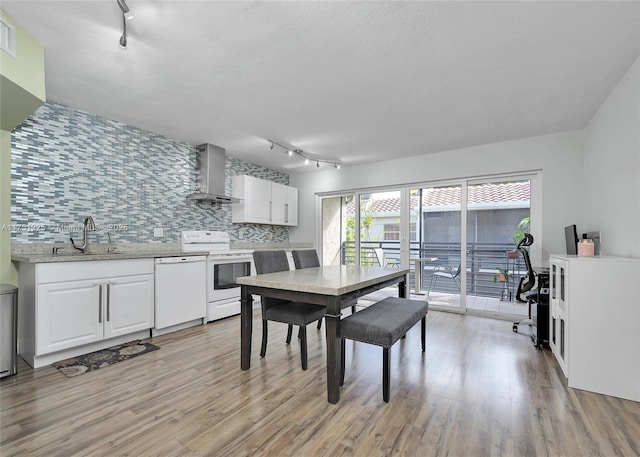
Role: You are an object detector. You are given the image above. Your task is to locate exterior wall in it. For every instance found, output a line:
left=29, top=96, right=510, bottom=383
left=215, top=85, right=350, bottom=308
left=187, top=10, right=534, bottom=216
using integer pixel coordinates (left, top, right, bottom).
left=291, top=130, right=584, bottom=263
left=584, top=55, right=640, bottom=258
left=10, top=102, right=290, bottom=247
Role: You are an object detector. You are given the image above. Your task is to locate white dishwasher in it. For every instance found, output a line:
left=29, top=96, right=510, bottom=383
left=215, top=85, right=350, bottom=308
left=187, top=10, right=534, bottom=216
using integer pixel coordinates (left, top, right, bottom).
left=153, top=256, right=207, bottom=336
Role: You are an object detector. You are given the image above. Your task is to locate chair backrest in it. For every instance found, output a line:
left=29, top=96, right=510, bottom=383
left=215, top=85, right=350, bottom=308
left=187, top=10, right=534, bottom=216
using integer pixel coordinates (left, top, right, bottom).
left=374, top=248, right=385, bottom=267
left=516, top=234, right=536, bottom=301
left=292, top=249, right=320, bottom=269
left=252, top=250, right=290, bottom=309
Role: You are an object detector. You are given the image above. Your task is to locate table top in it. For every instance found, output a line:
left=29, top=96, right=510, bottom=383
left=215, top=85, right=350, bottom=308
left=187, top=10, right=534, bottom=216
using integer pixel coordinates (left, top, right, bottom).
left=237, top=265, right=408, bottom=296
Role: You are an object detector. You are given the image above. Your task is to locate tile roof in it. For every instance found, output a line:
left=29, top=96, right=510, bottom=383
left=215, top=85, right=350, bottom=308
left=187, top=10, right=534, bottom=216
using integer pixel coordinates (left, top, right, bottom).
left=350, top=181, right=530, bottom=213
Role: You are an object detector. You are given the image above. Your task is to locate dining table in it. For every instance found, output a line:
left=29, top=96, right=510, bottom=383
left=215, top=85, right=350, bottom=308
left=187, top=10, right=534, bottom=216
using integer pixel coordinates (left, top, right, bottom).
left=237, top=264, right=409, bottom=404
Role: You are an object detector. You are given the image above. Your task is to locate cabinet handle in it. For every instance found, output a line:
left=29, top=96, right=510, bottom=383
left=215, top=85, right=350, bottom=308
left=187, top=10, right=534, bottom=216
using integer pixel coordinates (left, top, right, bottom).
left=106, top=283, right=111, bottom=321
left=98, top=284, right=103, bottom=323
left=285, top=203, right=288, bottom=223
left=269, top=201, right=272, bottom=222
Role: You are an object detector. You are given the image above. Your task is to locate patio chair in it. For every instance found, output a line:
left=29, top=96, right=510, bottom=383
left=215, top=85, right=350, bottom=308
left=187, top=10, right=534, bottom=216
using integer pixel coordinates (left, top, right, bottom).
left=426, top=263, right=461, bottom=296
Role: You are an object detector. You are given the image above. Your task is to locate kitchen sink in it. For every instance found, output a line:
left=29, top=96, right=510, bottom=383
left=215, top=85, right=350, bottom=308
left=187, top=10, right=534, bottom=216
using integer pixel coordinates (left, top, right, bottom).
left=53, top=251, right=124, bottom=257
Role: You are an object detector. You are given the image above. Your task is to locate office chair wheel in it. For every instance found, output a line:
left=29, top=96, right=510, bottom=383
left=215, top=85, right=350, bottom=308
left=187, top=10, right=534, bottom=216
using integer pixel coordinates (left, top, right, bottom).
left=512, top=323, right=518, bottom=332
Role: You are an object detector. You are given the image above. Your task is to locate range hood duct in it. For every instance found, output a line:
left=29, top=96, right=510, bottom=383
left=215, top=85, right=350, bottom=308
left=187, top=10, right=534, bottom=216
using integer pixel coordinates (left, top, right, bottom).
left=187, top=144, right=240, bottom=203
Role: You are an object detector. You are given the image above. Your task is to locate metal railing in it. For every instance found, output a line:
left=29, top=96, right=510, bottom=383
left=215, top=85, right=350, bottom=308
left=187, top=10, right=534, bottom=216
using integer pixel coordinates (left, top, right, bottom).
left=340, top=241, right=526, bottom=298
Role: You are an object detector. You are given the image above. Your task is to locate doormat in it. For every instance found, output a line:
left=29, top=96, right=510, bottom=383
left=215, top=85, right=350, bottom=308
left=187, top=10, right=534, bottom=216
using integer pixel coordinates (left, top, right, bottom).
left=52, top=340, right=160, bottom=378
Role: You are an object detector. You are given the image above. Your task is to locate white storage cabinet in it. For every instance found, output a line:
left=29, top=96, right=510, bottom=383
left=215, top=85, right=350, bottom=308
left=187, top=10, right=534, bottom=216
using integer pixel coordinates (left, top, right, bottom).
left=18, top=259, right=154, bottom=368
left=232, top=175, right=298, bottom=226
left=549, top=254, right=640, bottom=401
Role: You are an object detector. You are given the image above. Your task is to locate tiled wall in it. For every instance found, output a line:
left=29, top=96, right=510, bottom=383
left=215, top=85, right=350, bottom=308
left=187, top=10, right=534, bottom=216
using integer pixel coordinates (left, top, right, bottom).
left=10, top=102, right=290, bottom=244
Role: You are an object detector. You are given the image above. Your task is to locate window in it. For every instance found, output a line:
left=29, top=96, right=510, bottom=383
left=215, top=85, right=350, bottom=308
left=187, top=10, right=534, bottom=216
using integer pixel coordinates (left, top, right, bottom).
left=384, top=223, right=416, bottom=240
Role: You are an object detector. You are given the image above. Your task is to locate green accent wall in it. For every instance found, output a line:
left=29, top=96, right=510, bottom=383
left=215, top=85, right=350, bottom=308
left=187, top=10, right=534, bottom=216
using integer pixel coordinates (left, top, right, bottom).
left=0, top=10, right=45, bottom=285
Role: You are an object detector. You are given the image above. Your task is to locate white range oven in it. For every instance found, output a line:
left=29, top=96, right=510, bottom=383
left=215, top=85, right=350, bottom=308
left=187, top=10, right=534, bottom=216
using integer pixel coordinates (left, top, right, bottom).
left=181, top=231, right=253, bottom=322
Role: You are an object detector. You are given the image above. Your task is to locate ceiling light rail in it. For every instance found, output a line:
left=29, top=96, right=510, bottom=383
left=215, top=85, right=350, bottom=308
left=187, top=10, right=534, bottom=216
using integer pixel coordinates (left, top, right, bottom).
left=267, top=139, right=341, bottom=169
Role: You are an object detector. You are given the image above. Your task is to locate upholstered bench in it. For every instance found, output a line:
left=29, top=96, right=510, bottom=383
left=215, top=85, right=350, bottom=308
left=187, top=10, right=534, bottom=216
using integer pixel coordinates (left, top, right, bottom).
left=340, top=297, right=429, bottom=402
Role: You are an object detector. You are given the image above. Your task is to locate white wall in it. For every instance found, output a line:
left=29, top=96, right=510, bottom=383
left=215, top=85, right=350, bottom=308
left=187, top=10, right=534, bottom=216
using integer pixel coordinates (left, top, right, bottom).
left=584, top=55, right=640, bottom=258
left=290, top=130, right=585, bottom=262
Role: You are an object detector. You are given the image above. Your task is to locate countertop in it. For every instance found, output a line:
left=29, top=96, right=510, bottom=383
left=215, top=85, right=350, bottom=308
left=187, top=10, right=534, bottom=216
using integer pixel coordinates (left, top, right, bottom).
left=11, top=241, right=314, bottom=264
left=12, top=250, right=210, bottom=264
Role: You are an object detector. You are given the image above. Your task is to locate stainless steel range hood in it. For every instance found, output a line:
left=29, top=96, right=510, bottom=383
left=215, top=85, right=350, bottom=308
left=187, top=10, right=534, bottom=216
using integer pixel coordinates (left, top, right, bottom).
left=187, top=144, right=240, bottom=203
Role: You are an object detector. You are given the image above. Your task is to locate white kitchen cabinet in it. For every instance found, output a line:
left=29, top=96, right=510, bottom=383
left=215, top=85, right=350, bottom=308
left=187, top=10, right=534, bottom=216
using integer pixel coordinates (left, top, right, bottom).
left=549, top=254, right=640, bottom=401
left=232, top=175, right=298, bottom=226
left=18, top=258, right=154, bottom=368
left=271, top=182, right=298, bottom=226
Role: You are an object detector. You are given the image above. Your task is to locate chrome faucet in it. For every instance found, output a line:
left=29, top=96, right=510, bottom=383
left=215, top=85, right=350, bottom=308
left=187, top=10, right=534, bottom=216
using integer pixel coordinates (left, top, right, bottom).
left=106, top=231, right=118, bottom=253
left=70, top=216, right=96, bottom=253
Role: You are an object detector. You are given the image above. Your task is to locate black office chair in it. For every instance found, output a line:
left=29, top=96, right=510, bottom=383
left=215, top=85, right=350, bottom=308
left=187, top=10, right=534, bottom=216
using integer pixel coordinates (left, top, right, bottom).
left=253, top=250, right=326, bottom=370
left=513, top=234, right=537, bottom=332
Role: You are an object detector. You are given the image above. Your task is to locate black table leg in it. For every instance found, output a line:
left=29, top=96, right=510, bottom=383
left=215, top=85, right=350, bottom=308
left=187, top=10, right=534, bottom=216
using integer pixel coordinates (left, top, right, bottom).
left=325, top=297, right=342, bottom=404
left=240, top=286, right=253, bottom=370
left=398, top=276, right=407, bottom=298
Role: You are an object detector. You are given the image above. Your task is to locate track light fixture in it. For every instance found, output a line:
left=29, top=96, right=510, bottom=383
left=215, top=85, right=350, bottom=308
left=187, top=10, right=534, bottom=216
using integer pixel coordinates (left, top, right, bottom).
left=266, top=139, right=341, bottom=169
left=116, top=0, right=133, bottom=48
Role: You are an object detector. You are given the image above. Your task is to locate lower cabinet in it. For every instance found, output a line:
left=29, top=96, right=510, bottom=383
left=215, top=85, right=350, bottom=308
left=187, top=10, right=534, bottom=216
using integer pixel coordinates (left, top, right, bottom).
left=549, top=254, right=640, bottom=401
left=18, top=258, right=155, bottom=368
left=36, top=274, right=154, bottom=355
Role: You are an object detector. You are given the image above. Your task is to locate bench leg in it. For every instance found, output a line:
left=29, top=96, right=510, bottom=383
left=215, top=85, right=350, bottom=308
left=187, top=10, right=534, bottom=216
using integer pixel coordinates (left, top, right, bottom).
left=317, top=317, right=322, bottom=331
left=421, top=316, right=426, bottom=352
left=300, top=326, right=308, bottom=370
left=383, top=347, right=390, bottom=402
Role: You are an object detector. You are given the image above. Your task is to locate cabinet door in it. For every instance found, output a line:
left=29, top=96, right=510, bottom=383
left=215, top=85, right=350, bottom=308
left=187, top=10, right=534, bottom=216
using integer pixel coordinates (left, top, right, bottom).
left=285, top=185, right=298, bottom=226
left=104, top=274, right=155, bottom=339
left=37, top=280, right=103, bottom=355
left=271, top=182, right=288, bottom=224
left=232, top=175, right=272, bottom=224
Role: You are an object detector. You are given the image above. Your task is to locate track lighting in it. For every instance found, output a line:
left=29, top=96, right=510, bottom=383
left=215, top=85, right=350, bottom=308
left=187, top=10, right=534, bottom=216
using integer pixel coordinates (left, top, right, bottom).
left=117, top=0, right=134, bottom=20
left=266, top=139, right=341, bottom=169
left=116, top=0, right=133, bottom=48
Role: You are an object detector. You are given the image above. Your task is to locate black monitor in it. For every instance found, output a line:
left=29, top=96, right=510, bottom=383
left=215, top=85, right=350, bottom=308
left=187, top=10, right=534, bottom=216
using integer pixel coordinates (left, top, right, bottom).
left=565, top=224, right=578, bottom=255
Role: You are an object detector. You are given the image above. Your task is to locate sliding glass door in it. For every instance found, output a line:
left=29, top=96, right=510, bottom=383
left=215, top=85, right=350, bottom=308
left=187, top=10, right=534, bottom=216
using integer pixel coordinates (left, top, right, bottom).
left=410, top=183, right=463, bottom=311
left=319, top=173, right=538, bottom=318
left=465, top=178, right=531, bottom=317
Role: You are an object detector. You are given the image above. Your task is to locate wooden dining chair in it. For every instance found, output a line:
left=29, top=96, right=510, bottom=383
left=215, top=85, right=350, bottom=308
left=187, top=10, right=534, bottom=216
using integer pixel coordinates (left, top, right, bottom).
left=253, top=250, right=326, bottom=370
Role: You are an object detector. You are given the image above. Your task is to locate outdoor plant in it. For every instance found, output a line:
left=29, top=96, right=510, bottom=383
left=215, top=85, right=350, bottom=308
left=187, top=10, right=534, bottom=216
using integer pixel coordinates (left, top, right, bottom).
left=493, top=267, right=510, bottom=283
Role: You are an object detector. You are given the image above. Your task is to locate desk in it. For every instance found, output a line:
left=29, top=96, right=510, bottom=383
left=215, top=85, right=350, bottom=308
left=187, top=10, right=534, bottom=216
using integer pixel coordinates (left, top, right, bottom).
left=413, top=257, right=438, bottom=294
left=237, top=265, right=408, bottom=404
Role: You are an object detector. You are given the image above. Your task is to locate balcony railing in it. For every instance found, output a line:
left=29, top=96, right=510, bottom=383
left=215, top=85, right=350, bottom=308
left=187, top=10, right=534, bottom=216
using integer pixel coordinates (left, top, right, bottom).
left=340, top=241, right=526, bottom=298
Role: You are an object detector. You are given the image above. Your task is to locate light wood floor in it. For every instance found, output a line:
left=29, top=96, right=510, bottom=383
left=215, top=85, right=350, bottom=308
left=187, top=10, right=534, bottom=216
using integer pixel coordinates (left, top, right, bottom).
left=2, top=310, right=639, bottom=456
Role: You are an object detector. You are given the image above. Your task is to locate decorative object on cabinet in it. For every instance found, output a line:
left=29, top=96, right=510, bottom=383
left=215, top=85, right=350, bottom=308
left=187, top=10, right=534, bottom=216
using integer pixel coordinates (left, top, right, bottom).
left=52, top=339, right=159, bottom=377
left=232, top=175, right=298, bottom=226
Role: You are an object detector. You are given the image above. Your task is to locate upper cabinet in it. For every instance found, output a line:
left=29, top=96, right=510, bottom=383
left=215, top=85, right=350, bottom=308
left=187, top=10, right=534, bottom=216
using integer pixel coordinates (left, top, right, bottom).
left=232, top=175, right=298, bottom=226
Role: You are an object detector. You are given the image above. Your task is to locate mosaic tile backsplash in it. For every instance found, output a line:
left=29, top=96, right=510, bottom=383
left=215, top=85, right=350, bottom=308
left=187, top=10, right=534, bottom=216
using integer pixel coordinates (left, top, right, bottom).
left=11, top=102, right=290, bottom=245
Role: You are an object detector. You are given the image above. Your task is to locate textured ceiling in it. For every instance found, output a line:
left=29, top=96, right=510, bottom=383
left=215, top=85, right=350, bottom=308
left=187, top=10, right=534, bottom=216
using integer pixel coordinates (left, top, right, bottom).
left=2, top=1, right=639, bottom=173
